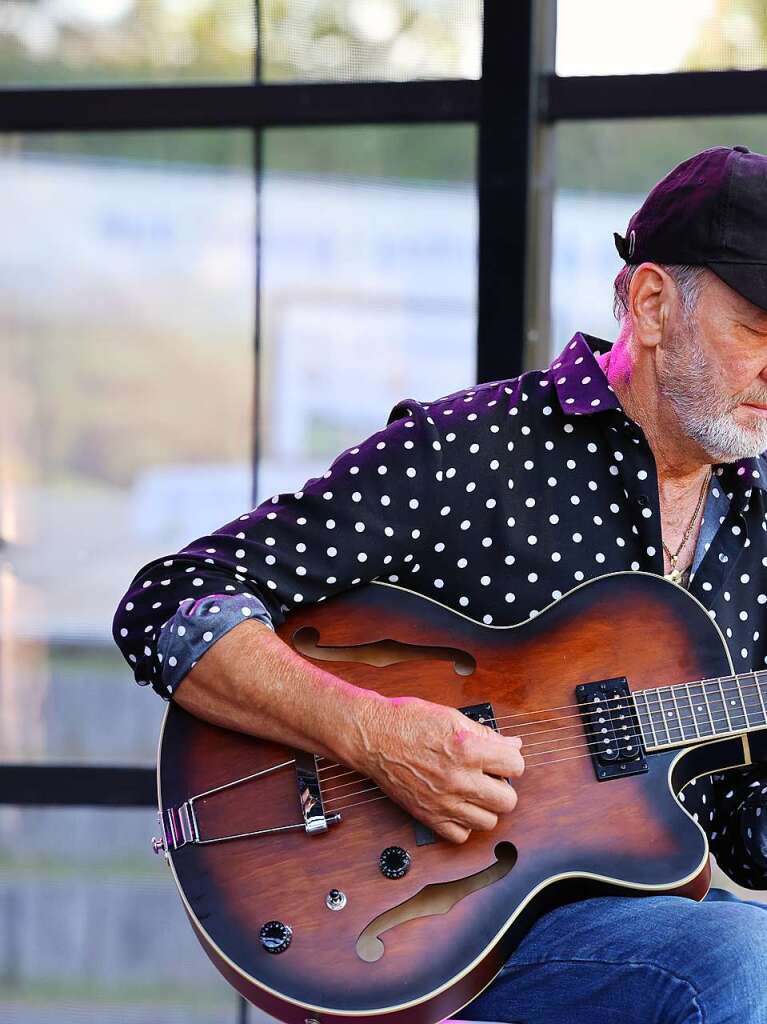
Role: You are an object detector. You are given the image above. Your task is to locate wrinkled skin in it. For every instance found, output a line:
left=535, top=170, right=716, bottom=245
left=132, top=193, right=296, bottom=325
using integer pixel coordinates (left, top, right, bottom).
left=348, top=694, right=525, bottom=845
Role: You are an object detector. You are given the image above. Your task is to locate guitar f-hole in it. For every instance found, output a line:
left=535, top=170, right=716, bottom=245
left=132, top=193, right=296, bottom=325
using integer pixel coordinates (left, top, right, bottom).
left=355, top=842, right=518, bottom=963
left=292, top=626, right=476, bottom=676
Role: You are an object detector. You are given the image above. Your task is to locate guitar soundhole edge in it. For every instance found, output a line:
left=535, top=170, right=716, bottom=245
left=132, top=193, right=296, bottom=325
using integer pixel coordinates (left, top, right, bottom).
left=292, top=626, right=476, bottom=676
left=355, top=841, right=518, bottom=963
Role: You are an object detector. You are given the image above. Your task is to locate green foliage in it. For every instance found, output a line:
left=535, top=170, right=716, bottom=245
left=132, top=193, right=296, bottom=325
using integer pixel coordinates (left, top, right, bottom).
left=265, top=124, right=475, bottom=181
left=7, top=122, right=473, bottom=194
left=684, top=0, right=767, bottom=71
left=558, top=116, right=767, bottom=194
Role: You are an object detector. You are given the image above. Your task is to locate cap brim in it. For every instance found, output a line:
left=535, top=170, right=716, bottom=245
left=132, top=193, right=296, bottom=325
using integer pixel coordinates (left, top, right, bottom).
left=707, top=261, right=767, bottom=313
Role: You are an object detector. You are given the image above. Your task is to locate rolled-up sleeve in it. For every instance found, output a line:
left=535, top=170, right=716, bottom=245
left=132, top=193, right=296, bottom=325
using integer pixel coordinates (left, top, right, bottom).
left=112, top=398, right=444, bottom=699
left=157, top=593, right=275, bottom=697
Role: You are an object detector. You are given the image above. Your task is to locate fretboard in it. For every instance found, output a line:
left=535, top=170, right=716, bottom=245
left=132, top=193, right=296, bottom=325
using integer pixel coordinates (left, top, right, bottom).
left=632, top=670, right=767, bottom=752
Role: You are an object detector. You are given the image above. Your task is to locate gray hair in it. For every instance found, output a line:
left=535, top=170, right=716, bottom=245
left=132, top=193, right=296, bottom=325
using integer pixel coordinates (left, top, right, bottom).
left=612, top=263, right=707, bottom=322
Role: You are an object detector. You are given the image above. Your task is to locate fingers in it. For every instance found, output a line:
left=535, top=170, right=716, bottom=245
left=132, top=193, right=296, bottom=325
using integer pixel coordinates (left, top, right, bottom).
left=430, top=797, right=509, bottom=843
left=454, top=801, right=499, bottom=832
left=459, top=729, right=525, bottom=779
left=436, top=821, right=471, bottom=844
left=468, top=775, right=519, bottom=815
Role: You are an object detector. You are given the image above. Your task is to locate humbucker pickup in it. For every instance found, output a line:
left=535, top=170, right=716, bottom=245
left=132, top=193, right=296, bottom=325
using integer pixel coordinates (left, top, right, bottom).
left=576, top=678, right=648, bottom=781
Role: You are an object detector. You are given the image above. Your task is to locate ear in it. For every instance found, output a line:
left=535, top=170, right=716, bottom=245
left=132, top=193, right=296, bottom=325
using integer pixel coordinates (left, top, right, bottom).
left=628, top=263, right=673, bottom=350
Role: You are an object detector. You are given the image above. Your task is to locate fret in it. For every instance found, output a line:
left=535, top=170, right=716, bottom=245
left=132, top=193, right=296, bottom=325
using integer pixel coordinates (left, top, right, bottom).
left=657, top=686, right=684, bottom=745
left=686, top=681, right=716, bottom=737
left=640, top=674, right=767, bottom=748
left=703, top=679, right=730, bottom=736
left=644, top=688, right=671, bottom=746
left=632, top=692, right=657, bottom=750
left=676, top=683, right=700, bottom=741
left=740, top=672, right=767, bottom=730
left=720, top=677, right=748, bottom=732
left=755, top=671, right=767, bottom=724
left=667, top=684, right=696, bottom=741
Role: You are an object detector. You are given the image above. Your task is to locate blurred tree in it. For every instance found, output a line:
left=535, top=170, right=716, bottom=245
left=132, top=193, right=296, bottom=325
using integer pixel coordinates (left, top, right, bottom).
left=0, top=0, right=478, bottom=85
left=0, top=0, right=477, bottom=178
left=683, top=0, right=767, bottom=71
left=558, top=0, right=767, bottom=193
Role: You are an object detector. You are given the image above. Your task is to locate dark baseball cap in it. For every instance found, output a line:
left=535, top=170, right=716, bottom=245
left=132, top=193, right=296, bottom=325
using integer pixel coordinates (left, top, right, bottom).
left=613, top=145, right=767, bottom=312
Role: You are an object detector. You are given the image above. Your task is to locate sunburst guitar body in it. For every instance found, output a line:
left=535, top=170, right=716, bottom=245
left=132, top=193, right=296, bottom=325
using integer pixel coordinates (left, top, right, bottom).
left=153, top=572, right=767, bottom=1024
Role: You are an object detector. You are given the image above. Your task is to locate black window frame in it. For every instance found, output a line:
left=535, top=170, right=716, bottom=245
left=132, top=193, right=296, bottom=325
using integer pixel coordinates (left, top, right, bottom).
left=4, top=2, right=767, bottom=1013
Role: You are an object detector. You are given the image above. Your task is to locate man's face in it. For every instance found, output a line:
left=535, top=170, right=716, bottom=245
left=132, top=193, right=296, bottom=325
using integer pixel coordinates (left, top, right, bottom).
left=657, top=271, right=767, bottom=462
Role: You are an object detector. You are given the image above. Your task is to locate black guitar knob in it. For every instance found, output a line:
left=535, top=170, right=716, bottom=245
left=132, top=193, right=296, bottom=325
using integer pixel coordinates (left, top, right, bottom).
left=379, top=845, right=411, bottom=879
left=259, top=920, right=292, bottom=954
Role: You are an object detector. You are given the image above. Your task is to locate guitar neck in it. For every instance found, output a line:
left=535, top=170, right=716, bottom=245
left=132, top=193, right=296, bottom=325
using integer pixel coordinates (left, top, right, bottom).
left=633, top=671, right=767, bottom=752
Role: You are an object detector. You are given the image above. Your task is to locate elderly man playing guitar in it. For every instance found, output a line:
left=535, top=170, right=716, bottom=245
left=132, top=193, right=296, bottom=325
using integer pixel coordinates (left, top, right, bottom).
left=115, top=147, right=767, bottom=1024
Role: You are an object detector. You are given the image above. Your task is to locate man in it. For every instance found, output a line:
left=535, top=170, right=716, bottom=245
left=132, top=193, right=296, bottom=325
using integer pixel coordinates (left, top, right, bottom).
left=114, top=146, right=767, bottom=1023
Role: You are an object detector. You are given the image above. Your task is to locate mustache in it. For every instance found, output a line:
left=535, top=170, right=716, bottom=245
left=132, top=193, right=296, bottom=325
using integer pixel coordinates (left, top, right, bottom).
left=735, top=391, right=767, bottom=408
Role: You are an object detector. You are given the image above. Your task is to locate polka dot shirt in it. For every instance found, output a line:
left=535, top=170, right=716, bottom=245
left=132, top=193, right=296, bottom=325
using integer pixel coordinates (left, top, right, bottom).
left=112, top=331, right=767, bottom=888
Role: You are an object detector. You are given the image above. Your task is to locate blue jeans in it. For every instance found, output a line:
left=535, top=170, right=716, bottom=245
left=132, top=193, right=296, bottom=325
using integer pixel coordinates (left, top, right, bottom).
left=459, top=888, right=767, bottom=1024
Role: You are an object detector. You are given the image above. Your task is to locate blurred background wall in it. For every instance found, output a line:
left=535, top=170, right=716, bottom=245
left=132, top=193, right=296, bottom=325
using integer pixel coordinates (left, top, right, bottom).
left=1, top=1, right=767, bottom=1020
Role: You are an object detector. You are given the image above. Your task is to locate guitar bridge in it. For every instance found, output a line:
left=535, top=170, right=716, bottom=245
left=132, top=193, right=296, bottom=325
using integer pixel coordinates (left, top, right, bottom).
left=151, top=755, right=338, bottom=857
left=576, top=678, right=648, bottom=781
left=158, top=800, right=199, bottom=854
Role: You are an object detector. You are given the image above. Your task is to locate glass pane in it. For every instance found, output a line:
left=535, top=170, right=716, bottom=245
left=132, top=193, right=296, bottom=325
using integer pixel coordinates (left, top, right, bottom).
left=557, top=0, right=767, bottom=76
left=258, top=123, right=477, bottom=500
left=552, top=117, right=767, bottom=355
left=0, top=1, right=255, bottom=86
left=0, top=806, right=241, bottom=1022
left=0, top=130, right=255, bottom=764
left=261, top=0, right=482, bottom=82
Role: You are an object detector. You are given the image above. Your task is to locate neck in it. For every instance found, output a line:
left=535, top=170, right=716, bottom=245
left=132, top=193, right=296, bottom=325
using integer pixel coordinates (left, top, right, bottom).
left=635, top=669, right=767, bottom=752
left=597, top=343, right=712, bottom=486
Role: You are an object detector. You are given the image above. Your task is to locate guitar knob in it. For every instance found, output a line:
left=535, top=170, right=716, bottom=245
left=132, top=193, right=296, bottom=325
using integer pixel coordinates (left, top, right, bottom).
left=379, top=845, right=411, bottom=879
left=259, top=920, right=293, bottom=954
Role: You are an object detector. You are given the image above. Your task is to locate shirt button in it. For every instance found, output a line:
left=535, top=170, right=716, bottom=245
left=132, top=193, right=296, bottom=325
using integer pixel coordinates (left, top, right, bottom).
left=637, top=495, right=649, bottom=507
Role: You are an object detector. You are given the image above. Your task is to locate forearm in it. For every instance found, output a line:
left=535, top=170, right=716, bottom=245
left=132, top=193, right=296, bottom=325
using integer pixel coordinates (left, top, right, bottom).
left=170, top=614, right=526, bottom=846
left=172, top=617, right=381, bottom=767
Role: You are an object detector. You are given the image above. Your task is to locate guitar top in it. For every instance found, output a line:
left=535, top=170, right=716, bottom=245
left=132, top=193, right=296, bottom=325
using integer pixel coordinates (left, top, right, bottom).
left=154, top=572, right=764, bottom=1024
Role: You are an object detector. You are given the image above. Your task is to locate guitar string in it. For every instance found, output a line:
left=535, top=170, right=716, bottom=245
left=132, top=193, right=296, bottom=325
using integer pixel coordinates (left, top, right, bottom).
left=321, top=698, right=758, bottom=803
left=322, top=737, right=640, bottom=812
left=319, top=716, right=644, bottom=793
left=203, top=684, right=746, bottom=806
left=314, top=675, right=766, bottom=772
left=321, top=740, right=632, bottom=815
left=315, top=666, right=766, bottom=770
left=320, top=733, right=639, bottom=801
left=317, top=718, right=641, bottom=792
left=318, top=681, right=759, bottom=784
left=182, top=678, right=765, bottom=817
left=492, top=677, right=765, bottom=726
left=321, top=733, right=638, bottom=802
left=315, top=680, right=765, bottom=786
left=317, top=695, right=762, bottom=792
left=321, top=726, right=725, bottom=813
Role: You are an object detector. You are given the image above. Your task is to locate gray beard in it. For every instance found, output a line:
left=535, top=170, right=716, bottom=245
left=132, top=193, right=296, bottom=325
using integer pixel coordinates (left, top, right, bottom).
left=657, top=320, right=767, bottom=463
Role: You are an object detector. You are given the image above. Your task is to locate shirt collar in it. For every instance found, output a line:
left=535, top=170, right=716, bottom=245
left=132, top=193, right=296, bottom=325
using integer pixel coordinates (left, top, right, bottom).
left=550, top=332, right=621, bottom=416
left=550, top=331, right=767, bottom=495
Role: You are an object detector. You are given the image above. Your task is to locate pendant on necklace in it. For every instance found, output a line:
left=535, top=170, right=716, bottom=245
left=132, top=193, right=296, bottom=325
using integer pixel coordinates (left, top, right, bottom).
left=665, top=567, right=684, bottom=585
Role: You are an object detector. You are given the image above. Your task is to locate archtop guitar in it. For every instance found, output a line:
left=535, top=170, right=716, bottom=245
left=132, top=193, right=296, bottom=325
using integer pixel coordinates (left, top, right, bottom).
left=151, top=571, right=767, bottom=1024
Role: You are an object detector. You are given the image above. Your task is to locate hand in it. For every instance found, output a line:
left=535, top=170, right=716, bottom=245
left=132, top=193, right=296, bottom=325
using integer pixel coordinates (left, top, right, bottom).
left=348, top=694, right=524, bottom=844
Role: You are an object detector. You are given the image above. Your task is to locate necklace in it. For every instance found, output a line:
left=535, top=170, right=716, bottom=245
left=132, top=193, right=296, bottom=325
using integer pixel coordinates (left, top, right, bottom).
left=662, top=468, right=712, bottom=585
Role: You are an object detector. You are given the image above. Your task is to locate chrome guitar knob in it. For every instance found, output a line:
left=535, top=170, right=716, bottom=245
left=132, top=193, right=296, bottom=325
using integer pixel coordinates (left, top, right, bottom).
left=259, top=920, right=292, bottom=954
left=379, top=845, right=411, bottom=879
